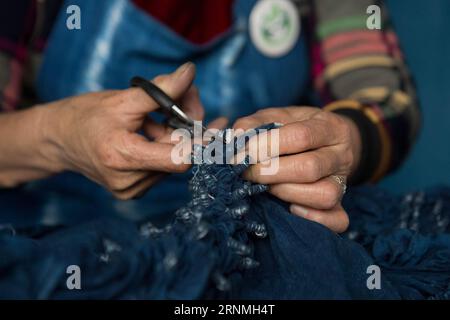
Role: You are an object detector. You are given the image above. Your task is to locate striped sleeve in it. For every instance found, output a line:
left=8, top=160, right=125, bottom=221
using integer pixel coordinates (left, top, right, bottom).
left=309, top=0, right=421, bottom=184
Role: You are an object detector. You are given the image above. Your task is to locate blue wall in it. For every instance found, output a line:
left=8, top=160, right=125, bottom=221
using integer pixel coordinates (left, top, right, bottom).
left=380, top=0, right=450, bottom=192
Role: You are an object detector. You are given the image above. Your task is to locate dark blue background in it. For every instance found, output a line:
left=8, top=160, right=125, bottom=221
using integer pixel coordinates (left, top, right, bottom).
left=381, top=0, right=450, bottom=192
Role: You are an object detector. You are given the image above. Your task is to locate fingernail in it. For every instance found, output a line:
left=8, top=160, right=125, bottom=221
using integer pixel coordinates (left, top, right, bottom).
left=290, top=204, right=309, bottom=217
left=175, top=62, right=194, bottom=76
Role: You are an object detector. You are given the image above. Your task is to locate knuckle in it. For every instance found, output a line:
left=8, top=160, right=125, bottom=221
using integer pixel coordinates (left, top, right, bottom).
left=298, top=126, right=314, bottom=147
left=118, top=137, right=139, bottom=162
left=97, top=91, right=131, bottom=114
left=115, top=89, right=141, bottom=105
left=315, top=110, right=332, bottom=122
left=98, top=145, right=122, bottom=170
left=110, top=135, right=143, bottom=169
left=299, top=156, right=321, bottom=181
left=288, top=124, right=313, bottom=150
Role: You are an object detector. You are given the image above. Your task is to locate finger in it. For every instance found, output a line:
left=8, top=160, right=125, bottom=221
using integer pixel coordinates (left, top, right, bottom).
left=243, top=118, right=341, bottom=162
left=142, top=117, right=179, bottom=144
left=129, top=62, right=196, bottom=114
left=142, top=116, right=169, bottom=140
left=207, top=117, right=229, bottom=130
left=290, top=203, right=349, bottom=233
left=232, top=109, right=290, bottom=130
left=122, top=133, right=190, bottom=172
left=243, top=147, right=341, bottom=184
left=113, top=173, right=165, bottom=200
left=153, top=62, right=196, bottom=105
left=232, top=107, right=321, bottom=131
left=269, top=176, right=345, bottom=210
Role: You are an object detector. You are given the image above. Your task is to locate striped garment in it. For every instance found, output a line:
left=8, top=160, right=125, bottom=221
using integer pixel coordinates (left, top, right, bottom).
left=0, top=0, right=420, bottom=184
left=309, top=0, right=420, bottom=183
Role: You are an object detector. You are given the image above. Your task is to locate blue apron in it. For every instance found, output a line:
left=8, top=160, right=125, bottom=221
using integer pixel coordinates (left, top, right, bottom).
left=38, top=0, right=310, bottom=121
left=4, top=0, right=310, bottom=225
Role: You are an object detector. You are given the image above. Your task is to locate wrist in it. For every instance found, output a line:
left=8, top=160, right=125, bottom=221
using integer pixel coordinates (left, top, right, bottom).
left=34, top=102, right=68, bottom=174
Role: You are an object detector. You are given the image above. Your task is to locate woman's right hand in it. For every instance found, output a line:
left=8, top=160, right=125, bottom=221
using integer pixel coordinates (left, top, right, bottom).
left=40, top=63, right=204, bottom=199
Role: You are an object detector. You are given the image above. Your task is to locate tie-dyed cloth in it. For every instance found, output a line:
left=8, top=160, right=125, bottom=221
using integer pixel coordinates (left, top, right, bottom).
left=0, top=126, right=449, bottom=299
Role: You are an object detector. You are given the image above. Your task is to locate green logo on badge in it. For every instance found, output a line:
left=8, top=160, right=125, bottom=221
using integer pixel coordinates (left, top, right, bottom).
left=250, top=0, right=300, bottom=58
left=260, top=4, right=293, bottom=46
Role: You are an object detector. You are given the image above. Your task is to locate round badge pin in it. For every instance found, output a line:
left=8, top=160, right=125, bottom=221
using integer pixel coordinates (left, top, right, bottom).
left=249, top=0, right=301, bottom=58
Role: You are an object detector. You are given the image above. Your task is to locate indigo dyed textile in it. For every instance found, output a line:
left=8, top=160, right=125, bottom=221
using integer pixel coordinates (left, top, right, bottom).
left=1, top=128, right=450, bottom=299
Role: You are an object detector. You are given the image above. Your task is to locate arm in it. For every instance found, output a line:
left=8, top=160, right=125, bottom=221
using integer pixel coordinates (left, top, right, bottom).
left=0, top=105, right=63, bottom=187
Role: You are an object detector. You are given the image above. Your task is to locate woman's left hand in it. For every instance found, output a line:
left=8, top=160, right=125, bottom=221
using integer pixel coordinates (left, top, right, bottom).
left=233, top=106, right=362, bottom=233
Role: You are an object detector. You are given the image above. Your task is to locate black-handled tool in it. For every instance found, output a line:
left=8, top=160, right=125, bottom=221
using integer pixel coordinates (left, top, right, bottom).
left=130, top=76, right=206, bottom=131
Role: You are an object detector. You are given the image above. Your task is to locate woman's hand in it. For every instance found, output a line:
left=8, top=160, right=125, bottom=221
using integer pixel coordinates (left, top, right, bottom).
left=43, top=62, right=206, bottom=199
left=0, top=62, right=206, bottom=199
left=233, top=106, right=362, bottom=233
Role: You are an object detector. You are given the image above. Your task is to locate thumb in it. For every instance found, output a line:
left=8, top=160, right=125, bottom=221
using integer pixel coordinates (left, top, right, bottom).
left=152, top=62, right=196, bottom=106
left=130, top=62, right=196, bottom=114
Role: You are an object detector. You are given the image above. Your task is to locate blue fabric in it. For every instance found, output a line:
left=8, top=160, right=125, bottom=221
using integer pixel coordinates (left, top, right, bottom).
left=0, top=126, right=273, bottom=299
left=236, top=195, right=401, bottom=299
left=1, top=127, right=450, bottom=299
left=35, top=0, right=310, bottom=218
left=343, top=186, right=450, bottom=299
